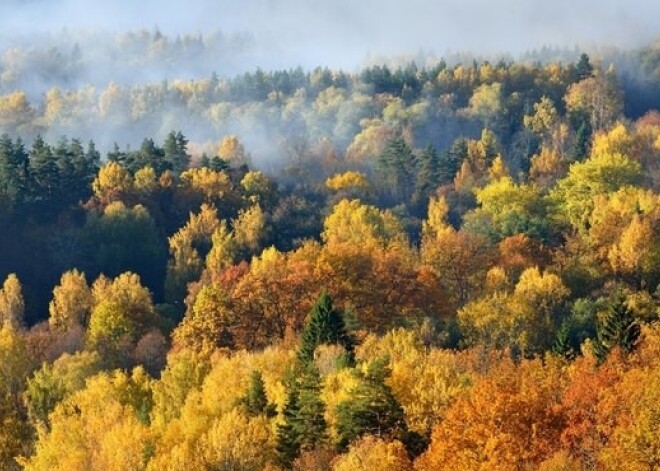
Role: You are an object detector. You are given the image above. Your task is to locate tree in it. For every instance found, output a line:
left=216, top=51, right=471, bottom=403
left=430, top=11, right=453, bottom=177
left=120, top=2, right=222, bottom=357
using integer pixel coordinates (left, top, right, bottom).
left=575, top=53, right=594, bottom=81
left=297, top=292, right=354, bottom=366
left=92, top=161, right=132, bottom=204
left=335, top=358, right=409, bottom=451
left=565, top=71, right=623, bottom=132
left=414, top=145, right=441, bottom=203
left=594, top=292, right=641, bottom=361
left=218, top=135, right=248, bottom=166
left=550, top=153, right=643, bottom=232
left=333, top=436, right=412, bottom=471
left=0, top=274, right=24, bottom=330
left=238, top=370, right=276, bottom=418
left=322, top=199, right=405, bottom=248
left=377, top=137, right=416, bottom=203
left=415, top=358, right=565, bottom=471
left=276, top=377, right=301, bottom=469
left=276, top=365, right=328, bottom=468
left=0, top=135, right=29, bottom=206
left=163, top=130, right=190, bottom=174
left=48, top=269, right=92, bottom=331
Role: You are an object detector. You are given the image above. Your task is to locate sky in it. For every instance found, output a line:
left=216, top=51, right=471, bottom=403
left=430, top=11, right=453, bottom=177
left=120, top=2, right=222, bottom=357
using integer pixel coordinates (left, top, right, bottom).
left=1, top=0, right=659, bottom=70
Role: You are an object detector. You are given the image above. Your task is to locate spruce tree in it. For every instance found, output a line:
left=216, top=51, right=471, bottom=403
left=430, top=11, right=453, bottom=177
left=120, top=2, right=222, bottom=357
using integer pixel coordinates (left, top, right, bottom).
left=163, top=130, right=190, bottom=174
left=575, top=53, right=594, bottom=81
left=297, top=292, right=354, bottom=366
left=377, top=137, right=416, bottom=203
left=294, top=364, right=327, bottom=452
left=595, top=292, right=640, bottom=362
left=335, top=357, right=408, bottom=451
left=239, top=370, right=276, bottom=417
left=29, top=135, right=59, bottom=205
left=414, top=144, right=441, bottom=203
left=275, top=365, right=328, bottom=468
left=276, top=379, right=301, bottom=469
left=552, top=321, right=575, bottom=360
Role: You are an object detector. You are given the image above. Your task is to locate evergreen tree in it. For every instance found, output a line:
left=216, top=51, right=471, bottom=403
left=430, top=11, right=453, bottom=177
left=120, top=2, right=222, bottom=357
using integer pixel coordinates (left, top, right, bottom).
left=335, top=358, right=408, bottom=451
left=275, top=382, right=300, bottom=469
left=163, top=130, right=190, bottom=174
left=572, top=121, right=592, bottom=160
left=0, top=135, right=30, bottom=205
left=276, top=365, right=328, bottom=468
left=239, top=370, right=276, bottom=417
left=595, top=292, right=640, bottom=362
left=209, top=156, right=230, bottom=172
left=297, top=292, right=354, bottom=366
left=552, top=321, right=575, bottom=360
left=29, top=135, right=59, bottom=206
left=294, top=364, right=327, bottom=452
left=133, top=138, right=166, bottom=174
left=575, top=53, right=594, bottom=81
left=414, top=144, right=441, bottom=203
left=377, top=137, right=416, bottom=203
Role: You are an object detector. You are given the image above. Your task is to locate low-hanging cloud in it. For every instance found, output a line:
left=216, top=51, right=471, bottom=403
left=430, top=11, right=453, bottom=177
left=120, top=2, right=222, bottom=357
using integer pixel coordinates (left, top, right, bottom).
left=2, top=0, right=660, bottom=71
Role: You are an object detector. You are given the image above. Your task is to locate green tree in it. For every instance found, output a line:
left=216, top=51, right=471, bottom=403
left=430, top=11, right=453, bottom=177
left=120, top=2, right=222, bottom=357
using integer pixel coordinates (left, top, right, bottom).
left=163, top=130, right=190, bottom=174
left=414, top=144, right=441, bottom=204
left=276, top=365, right=328, bottom=468
left=595, top=292, right=641, bottom=362
left=297, top=292, right=354, bottom=366
left=276, top=380, right=301, bottom=469
left=335, top=358, right=409, bottom=451
left=238, top=370, right=276, bottom=418
left=575, top=53, right=594, bottom=81
left=377, top=137, right=416, bottom=203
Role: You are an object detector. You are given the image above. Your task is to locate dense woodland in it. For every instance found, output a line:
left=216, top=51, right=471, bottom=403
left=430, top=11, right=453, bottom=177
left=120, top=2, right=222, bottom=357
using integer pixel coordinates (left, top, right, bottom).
left=1, top=47, right=660, bottom=470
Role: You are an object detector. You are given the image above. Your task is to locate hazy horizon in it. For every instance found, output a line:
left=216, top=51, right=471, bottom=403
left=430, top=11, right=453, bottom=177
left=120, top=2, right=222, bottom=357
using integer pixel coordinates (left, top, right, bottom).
left=1, top=0, right=659, bottom=72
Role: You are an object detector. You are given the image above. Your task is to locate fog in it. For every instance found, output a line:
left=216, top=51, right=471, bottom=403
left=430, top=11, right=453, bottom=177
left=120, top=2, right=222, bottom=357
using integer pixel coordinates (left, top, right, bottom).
left=2, top=0, right=660, bottom=71
left=1, top=0, right=660, bottom=161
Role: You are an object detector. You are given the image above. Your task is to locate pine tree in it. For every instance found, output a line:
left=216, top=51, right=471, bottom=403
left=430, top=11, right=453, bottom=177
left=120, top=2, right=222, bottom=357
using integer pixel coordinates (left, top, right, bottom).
left=0, top=135, right=30, bottom=205
left=377, top=137, right=416, bottom=203
left=575, top=53, right=594, bottom=81
left=163, top=130, right=190, bottom=174
left=294, top=364, right=327, bottom=452
left=595, top=292, right=640, bottom=362
left=335, top=358, right=408, bottom=451
left=572, top=121, right=592, bottom=159
left=552, top=321, right=575, bottom=360
left=414, top=144, right=441, bottom=203
left=276, top=374, right=301, bottom=469
left=276, top=365, right=328, bottom=468
left=297, top=292, right=354, bottom=366
left=29, top=135, right=59, bottom=205
left=239, top=370, right=276, bottom=417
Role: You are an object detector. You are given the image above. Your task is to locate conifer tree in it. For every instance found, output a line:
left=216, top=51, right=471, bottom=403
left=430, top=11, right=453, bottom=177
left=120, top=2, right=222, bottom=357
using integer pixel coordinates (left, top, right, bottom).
left=595, top=292, right=640, bottom=362
left=552, top=321, right=575, bottom=360
left=295, top=365, right=327, bottom=451
left=297, top=292, right=354, bottom=366
left=276, top=365, right=328, bottom=468
left=239, top=370, right=276, bottom=417
left=276, top=374, right=301, bottom=469
left=335, top=358, right=408, bottom=451
left=414, top=144, right=441, bottom=203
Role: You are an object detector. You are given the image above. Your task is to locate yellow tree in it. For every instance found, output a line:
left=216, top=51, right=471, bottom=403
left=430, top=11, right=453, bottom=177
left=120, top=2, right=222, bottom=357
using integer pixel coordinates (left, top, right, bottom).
left=48, top=270, right=92, bottom=331
left=23, top=369, right=153, bottom=471
left=415, top=358, right=565, bottom=471
left=334, top=436, right=412, bottom=471
left=218, top=135, right=249, bottom=167
left=92, top=161, right=133, bottom=204
left=0, top=274, right=24, bottom=330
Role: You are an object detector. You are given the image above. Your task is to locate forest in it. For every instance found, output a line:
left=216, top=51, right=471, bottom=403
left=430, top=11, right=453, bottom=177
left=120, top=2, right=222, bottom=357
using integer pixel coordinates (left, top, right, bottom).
left=2, top=26, right=660, bottom=470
